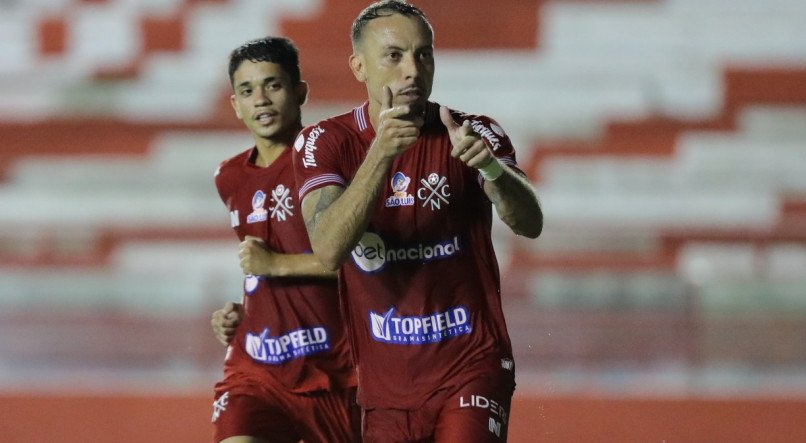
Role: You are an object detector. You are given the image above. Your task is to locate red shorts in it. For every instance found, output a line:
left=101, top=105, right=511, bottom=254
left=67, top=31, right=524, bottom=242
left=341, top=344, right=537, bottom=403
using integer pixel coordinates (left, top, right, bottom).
left=212, top=373, right=360, bottom=443
left=362, top=364, right=515, bottom=443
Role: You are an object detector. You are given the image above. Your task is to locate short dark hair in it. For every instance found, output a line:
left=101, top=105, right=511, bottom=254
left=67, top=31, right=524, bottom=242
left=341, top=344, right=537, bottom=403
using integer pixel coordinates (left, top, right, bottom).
left=228, top=37, right=301, bottom=86
left=351, top=0, right=433, bottom=50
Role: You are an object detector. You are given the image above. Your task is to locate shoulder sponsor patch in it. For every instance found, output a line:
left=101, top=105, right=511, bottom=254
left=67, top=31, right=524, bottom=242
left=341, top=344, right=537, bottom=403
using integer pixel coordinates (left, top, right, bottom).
left=301, top=126, right=326, bottom=168
left=470, top=120, right=502, bottom=152
left=293, top=133, right=305, bottom=152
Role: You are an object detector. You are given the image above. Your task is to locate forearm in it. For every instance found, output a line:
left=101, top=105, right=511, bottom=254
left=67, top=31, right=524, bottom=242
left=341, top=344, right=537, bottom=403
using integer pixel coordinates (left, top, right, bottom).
left=306, top=147, right=393, bottom=270
left=262, top=253, right=337, bottom=279
left=483, top=166, right=543, bottom=238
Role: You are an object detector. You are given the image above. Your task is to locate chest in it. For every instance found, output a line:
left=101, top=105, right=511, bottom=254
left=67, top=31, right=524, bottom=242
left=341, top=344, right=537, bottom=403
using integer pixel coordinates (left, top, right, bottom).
left=227, top=169, right=301, bottom=244
left=350, top=135, right=486, bottom=239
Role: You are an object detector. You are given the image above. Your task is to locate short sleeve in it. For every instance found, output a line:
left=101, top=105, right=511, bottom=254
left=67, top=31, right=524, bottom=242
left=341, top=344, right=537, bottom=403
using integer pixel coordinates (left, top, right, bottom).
left=468, top=116, right=526, bottom=178
left=292, top=122, right=348, bottom=202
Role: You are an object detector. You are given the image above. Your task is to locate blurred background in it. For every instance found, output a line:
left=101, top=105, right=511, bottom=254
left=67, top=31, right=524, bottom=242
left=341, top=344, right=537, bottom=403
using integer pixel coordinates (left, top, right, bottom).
left=1, top=0, right=806, bottom=441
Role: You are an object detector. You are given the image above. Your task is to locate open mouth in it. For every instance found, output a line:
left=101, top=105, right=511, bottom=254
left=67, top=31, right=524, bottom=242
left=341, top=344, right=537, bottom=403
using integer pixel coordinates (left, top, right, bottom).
left=254, top=111, right=277, bottom=125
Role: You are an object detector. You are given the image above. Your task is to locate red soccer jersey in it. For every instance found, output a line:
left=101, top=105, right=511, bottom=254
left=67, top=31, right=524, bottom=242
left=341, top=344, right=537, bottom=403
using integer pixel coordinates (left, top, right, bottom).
left=214, top=147, right=355, bottom=393
left=292, top=102, right=521, bottom=409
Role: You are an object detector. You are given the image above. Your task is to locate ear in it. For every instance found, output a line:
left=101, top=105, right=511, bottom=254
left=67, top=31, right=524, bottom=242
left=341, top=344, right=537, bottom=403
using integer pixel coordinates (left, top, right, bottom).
left=296, top=81, right=309, bottom=106
left=230, top=94, right=242, bottom=119
left=349, top=53, right=366, bottom=82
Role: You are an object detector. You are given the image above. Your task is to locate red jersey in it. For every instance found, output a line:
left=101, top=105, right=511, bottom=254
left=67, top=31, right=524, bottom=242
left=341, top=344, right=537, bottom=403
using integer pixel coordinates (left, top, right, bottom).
left=292, top=102, right=521, bottom=409
left=214, top=147, right=355, bottom=393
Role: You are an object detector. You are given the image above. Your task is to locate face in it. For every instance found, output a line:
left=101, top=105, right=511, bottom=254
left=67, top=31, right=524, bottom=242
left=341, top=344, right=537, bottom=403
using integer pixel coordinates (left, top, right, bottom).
left=230, top=60, right=306, bottom=144
left=351, top=13, right=434, bottom=116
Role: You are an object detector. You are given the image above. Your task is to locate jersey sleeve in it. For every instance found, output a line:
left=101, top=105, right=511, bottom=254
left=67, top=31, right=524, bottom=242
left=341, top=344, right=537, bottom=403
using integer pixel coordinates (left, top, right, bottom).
left=292, top=122, right=349, bottom=202
left=213, top=160, right=233, bottom=207
left=468, top=115, right=526, bottom=178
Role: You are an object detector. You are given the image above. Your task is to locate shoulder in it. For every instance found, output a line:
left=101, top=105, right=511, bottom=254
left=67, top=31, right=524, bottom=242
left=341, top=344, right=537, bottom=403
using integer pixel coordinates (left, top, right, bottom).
left=214, top=147, right=252, bottom=191
left=295, top=110, right=358, bottom=147
left=438, top=104, right=511, bottom=152
left=441, top=105, right=506, bottom=136
left=293, top=109, right=364, bottom=171
left=216, top=148, right=251, bottom=175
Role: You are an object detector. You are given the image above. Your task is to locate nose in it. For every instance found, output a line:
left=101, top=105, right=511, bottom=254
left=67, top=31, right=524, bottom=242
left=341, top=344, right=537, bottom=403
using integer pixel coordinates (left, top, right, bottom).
left=253, top=86, right=271, bottom=105
left=400, top=52, right=422, bottom=80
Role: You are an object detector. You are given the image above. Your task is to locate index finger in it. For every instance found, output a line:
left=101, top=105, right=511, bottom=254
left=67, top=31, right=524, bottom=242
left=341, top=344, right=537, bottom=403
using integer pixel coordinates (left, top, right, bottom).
left=381, top=85, right=393, bottom=111
left=383, top=104, right=413, bottom=121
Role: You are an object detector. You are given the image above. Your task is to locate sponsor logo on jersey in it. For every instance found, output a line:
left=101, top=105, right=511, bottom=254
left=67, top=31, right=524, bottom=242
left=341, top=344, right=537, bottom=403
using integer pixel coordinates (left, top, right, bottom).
left=293, top=132, right=305, bottom=152
left=269, top=183, right=294, bottom=221
left=351, top=232, right=462, bottom=273
left=211, top=391, right=229, bottom=423
left=385, top=171, right=415, bottom=207
left=246, top=190, right=268, bottom=223
left=245, top=326, right=331, bottom=365
left=244, top=275, right=260, bottom=294
left=369, top=306, right=471, bottom=345
left=501, top=358, right=514, bottom=371
left=301, top=126, right=325, bottom=168
left=417, top=173, right=451, bottom=210
left=490, top=123, right=505, bottom=137
left=459, top=393, right=509, bottom=437
left=470, top=120, right=502, bottom=152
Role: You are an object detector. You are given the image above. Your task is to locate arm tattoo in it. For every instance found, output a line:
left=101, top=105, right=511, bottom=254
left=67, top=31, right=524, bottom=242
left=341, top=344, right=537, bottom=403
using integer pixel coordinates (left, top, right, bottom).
left=303, top=186, right=344, bottom=236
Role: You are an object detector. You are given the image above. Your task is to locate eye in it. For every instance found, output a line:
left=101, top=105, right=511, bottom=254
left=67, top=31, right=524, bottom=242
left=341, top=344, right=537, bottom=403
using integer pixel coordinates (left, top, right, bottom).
left=419, top=51, right=433, bottom=61
left=269, top=82, right=282, bottom=90
left=239, top=89, right=252, bottom=97
left=387, top=51, right=402, bottom=61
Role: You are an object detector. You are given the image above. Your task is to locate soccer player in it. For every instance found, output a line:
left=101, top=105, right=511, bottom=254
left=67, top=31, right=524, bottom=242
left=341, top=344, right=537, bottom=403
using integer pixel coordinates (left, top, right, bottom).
left=294, top=0, right=543, bottom=443
left=292, top=1, right=543, bottom=441
left=210, top=36, right=359, bottom=443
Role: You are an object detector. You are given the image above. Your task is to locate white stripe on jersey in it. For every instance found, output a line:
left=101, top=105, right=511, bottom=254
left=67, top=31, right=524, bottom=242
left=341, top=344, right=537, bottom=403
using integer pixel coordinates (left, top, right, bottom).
left=353, top=106, right=368, bottom=131
left=299, top=173, right=347, bottom=199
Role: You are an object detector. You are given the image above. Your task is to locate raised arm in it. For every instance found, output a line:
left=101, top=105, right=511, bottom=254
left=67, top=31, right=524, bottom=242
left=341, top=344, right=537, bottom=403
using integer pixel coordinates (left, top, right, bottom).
left=440, top=106, right=543, bottom=238
left=301, top=87, right=421, bottom=270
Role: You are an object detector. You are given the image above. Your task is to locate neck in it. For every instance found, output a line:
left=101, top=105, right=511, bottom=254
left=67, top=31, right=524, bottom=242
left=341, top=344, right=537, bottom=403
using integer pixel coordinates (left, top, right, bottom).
left=368, top=99, right=382, bottom=131
left=253, top=124, right=301, bottom=167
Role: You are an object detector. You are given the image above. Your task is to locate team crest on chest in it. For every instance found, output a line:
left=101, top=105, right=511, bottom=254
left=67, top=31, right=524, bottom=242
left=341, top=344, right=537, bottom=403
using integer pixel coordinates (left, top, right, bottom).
left=269, top=183, right=294, bottom=221
left=246, top=190, right=268, bottom=223
left=417, top=173, right=451, bottom=211
left=385, top=171, right=415, bottom=207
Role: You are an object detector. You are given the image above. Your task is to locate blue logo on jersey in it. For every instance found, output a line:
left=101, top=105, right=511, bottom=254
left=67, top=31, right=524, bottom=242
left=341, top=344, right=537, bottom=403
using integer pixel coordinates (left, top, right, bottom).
left=244, top=275, right=260, bottom=295
left=369, top=306, right=472, bottom=345
left=245, top=326, right=331, bottom=365
left=247, top=190, right=268, bottom=223
left=385, top=172, right=415, bottom=207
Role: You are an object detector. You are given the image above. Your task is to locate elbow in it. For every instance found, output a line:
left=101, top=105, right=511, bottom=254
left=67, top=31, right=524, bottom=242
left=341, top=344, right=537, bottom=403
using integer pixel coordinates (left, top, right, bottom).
left=516, top=224, right=542, bottom=239
left=515, top=212, right=543, bottom=239
left=320, top=257, right=342, bottom=272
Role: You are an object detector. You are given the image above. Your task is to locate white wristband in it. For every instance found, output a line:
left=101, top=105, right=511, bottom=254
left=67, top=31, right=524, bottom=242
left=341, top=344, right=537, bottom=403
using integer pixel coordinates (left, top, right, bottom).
left=478, top=158, right=504, bottom=181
